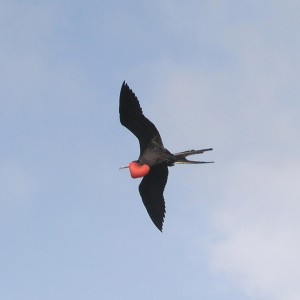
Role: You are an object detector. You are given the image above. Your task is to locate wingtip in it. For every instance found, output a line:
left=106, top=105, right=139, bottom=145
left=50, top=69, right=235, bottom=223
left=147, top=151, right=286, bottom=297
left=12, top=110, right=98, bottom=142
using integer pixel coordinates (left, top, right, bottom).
left=120, top=81, right=130, bottom=98
left=157, top=224, right=163, bottom=232
left=121, top=81, right=132, bottom=94
left=154, top=219, right=164, bottom=232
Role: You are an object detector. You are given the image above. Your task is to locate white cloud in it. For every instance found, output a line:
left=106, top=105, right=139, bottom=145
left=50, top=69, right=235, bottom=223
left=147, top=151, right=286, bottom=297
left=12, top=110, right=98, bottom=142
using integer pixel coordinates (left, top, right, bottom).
left=1, top=1, right=299, bottom=299
left=208, top=160, right=300, bottom=299
left=135, top=2, right=300, bottom=299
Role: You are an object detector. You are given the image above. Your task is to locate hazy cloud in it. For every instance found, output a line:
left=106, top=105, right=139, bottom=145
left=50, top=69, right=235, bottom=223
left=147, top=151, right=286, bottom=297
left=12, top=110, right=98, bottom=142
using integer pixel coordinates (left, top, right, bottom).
left=1, top=1, right=299, bottom=299
left=208, top=161, right=300, bottom=300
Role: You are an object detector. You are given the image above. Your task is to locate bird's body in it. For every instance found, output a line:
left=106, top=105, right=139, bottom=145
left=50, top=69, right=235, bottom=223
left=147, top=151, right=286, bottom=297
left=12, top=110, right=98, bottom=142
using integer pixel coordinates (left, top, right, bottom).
left=119, top=81, right=213, bottom=231
left=138, top=141, right=174, bottom=167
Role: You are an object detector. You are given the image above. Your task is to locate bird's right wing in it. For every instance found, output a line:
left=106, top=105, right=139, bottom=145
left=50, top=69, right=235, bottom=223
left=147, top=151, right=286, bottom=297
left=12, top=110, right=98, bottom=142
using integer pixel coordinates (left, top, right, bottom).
left=138, top=165, right=168, bottom=231
left=119, top=82, right=163, bottom=153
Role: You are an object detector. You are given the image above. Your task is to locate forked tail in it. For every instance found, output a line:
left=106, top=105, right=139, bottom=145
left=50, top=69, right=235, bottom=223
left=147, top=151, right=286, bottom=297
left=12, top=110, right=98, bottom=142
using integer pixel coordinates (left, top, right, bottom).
left=173, top=148, right=214, bottom=164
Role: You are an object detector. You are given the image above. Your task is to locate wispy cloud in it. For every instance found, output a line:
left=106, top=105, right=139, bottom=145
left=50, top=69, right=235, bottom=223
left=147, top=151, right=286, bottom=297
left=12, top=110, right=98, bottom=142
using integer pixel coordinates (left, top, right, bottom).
left=208, top=161, right=300, bottom=299
left=1, top=1, right=299, bottom=299
left=134, top=2, right=300, bottom=299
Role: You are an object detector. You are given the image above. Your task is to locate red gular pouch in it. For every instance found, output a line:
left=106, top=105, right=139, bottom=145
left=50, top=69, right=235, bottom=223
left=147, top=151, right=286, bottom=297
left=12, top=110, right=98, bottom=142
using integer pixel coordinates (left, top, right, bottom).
left=129, top=162, right=150, bottom=178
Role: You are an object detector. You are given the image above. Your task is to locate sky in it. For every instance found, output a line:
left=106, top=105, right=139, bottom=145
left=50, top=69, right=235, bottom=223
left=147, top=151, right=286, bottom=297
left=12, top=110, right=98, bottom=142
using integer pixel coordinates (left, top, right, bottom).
left=1, top=1, right=300, bottom=299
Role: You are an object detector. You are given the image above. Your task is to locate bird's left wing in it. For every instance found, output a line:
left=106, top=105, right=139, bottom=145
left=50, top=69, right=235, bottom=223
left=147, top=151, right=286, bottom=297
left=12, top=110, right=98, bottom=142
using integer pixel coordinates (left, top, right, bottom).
left=138, top=165, right=168, bottom=231
left=119, top=82, right=163, bottom=154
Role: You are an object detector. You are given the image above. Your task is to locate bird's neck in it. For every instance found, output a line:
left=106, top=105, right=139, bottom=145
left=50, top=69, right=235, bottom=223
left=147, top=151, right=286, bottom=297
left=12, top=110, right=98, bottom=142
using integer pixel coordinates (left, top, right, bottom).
left=129, top=162, right=150, bottom=178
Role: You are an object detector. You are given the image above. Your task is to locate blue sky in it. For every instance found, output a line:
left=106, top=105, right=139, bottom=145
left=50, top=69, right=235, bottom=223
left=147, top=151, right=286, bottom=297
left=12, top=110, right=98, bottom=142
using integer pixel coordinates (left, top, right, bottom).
left=1, top=1, right=300, bottom=299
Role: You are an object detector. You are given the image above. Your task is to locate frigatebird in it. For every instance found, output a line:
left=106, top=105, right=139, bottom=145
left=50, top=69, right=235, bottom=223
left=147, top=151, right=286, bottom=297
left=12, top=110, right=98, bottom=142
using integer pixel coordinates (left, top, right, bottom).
left=119, top=81, right=213, bottom=231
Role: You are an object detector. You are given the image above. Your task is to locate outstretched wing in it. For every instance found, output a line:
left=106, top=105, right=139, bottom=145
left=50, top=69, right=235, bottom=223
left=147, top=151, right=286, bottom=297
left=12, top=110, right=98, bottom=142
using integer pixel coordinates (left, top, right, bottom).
left=119, top=81, right=163, bottom=154
left=138, top=165, right=168, bottom=231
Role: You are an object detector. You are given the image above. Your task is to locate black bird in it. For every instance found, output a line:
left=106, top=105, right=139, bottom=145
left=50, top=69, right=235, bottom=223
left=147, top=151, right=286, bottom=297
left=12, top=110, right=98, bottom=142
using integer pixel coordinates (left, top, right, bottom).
left=119, top=81, right=213, bottom=231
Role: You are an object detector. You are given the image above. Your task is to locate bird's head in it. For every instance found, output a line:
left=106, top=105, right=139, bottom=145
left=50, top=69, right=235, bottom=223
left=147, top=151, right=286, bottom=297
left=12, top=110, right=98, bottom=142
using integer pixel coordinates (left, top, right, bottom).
left=120, top=161, right=150, bottom=178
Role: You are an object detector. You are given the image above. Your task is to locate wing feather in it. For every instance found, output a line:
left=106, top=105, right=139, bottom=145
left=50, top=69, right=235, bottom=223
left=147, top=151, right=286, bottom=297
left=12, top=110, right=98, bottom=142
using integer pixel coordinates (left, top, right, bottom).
left=119, top=82, right=163, bottom=154
left=138, top=165, right=168, bottom=231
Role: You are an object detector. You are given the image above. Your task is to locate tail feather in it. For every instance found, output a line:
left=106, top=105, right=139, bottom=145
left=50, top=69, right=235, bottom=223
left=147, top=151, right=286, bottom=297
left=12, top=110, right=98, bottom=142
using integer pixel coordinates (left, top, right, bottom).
left=173, top=148, right=214, bottom=164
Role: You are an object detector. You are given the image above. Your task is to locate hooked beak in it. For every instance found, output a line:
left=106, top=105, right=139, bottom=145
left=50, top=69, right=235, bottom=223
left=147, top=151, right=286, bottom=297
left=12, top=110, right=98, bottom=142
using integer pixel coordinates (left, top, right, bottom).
left=119, top=165, right=129, bottom=170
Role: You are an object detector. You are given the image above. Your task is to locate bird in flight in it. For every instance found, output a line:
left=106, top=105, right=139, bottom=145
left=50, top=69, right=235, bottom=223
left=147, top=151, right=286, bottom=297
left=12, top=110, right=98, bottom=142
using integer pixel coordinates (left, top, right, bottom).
left=119, top=81, right=213, bottom=231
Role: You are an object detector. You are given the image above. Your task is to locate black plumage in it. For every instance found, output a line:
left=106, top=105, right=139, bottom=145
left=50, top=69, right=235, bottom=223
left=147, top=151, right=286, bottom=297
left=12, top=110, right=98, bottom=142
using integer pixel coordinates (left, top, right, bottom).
left=119, top=82, right=163, bottom=154
left=119, top=81, right=213, bottom=231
